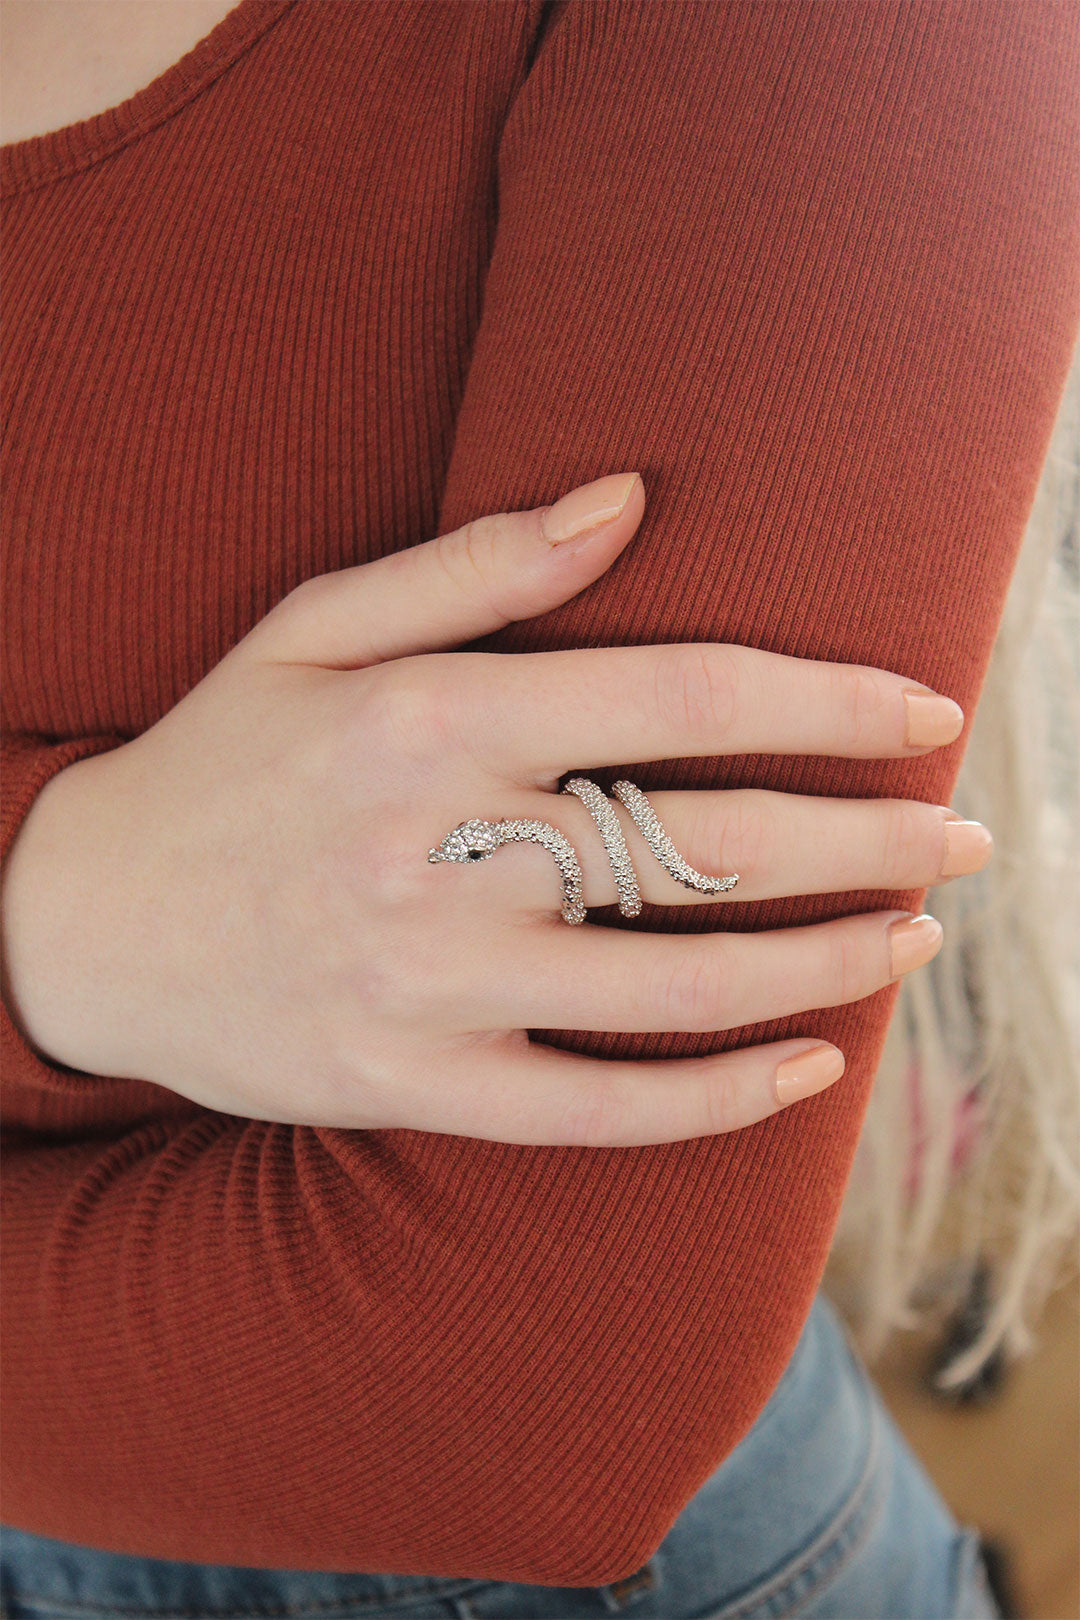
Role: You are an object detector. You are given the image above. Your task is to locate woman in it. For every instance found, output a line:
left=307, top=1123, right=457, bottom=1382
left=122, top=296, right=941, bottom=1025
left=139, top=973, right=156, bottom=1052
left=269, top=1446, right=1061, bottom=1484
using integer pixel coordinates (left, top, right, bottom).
left=2, top=1, right=1076, bottom=1614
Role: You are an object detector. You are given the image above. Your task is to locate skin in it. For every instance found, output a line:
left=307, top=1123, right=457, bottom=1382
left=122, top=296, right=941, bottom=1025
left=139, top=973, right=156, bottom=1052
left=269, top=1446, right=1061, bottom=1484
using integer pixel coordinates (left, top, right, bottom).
left=0, top=0, right=241, bottom=144
left=0, top=472, right=994, bottom=1145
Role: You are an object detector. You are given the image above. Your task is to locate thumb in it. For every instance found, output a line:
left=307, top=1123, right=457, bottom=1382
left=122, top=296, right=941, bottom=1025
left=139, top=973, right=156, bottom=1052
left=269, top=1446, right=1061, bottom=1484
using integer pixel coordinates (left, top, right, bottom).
left=243, top=473, right=644, bottom=668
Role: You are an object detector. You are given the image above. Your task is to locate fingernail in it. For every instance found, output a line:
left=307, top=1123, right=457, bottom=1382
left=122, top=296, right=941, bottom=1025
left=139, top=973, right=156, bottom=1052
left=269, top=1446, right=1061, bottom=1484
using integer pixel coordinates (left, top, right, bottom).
left=939, top=820, right=994, bottom=877
left=775, top=1043, right=846, bottom=1106
left=888, top=912, right=944, bottom=978
left=903, top=690, right=965, bottom=747
left=541, top=473, right=641, bottom=546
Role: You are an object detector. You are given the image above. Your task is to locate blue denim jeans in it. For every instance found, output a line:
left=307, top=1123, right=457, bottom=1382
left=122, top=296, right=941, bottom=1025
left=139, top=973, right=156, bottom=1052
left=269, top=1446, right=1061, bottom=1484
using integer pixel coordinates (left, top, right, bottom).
left=0, top=1291, right=1001, bottom=1620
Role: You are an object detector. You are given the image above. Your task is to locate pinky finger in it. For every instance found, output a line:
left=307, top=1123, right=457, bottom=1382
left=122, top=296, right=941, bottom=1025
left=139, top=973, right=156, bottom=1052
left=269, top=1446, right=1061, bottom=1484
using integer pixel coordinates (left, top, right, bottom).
left=420, top=1031, right=846, bottom=1146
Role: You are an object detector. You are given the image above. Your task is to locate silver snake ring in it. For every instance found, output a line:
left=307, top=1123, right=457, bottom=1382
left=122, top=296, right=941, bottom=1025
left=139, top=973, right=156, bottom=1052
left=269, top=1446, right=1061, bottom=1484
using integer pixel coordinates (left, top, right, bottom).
left=427, top=778, right=739, bottom=925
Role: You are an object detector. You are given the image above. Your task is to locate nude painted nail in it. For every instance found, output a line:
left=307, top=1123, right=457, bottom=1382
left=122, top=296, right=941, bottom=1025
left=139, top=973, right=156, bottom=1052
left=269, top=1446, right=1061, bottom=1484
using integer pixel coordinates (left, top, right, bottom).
left=888, top=913, right=944, bottom=978
left=903, top=690, right=964, bottom=747
left=774, top=1043, right=846, bottom=1106
left=541, top=473, right=641, bottom=545
left=939, top=820, right=994, bottom=878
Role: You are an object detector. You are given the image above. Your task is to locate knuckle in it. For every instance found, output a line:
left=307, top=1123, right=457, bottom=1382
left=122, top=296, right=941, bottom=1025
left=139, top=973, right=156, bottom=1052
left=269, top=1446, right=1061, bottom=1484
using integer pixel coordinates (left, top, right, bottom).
left=436, top=516, right=513, bottom=619
left=701, top=1061, right=744, bottom=1137
left=261, top=573, right=323, bottom=623
left=283, top=571, right=324, bottom=608
left=311, top=849, right=420, bottom=1005
left=836, top=665, right=890, bottom=753
left=364, top=658, right=464, bottom=764
left=825, top=922, right=871, bottom=1006
left=653, top=943, right=730, bottom=1033
left=369, top=821, right=433, bottom=911
left=879, top=799, right=928, bottom=888
left=239, top=572, right=326, bottom=656
left=375, top=666, right=433, bottom=743
left=557, top=1071, right=628, bottom=1148
left=357, top=913, right=435, bottom=1021
left=655, top=644, right=740, bottom=744
left=702, top=789, right=773, bottom=880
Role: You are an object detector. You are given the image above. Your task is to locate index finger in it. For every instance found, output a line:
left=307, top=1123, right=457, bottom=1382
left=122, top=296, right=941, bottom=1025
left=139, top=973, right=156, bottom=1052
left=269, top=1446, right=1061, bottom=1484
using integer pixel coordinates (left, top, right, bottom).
left=458, top=643, right=964, bottom=779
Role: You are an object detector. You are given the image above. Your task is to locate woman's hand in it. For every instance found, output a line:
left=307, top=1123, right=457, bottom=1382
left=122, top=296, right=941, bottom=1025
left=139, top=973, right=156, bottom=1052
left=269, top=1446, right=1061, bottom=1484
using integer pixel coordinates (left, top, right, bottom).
left=0, top=473, right=992, bottom=1145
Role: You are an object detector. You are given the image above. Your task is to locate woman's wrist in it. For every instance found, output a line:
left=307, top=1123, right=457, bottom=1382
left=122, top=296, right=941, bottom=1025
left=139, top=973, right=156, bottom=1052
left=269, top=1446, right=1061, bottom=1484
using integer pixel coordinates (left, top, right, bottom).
left=1, top=749, right=137, bottom=1075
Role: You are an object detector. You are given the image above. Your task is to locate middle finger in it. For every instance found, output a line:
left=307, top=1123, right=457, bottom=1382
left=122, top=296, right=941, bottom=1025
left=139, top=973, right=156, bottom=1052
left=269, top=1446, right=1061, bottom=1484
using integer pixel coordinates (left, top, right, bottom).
left=549, top=787, right=992, bottom=909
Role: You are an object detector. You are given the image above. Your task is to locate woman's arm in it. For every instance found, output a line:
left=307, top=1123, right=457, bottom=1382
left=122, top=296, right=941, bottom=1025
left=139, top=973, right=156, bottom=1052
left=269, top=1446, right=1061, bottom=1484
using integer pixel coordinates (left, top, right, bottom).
left=3, top=0, right=1078, bottom=1584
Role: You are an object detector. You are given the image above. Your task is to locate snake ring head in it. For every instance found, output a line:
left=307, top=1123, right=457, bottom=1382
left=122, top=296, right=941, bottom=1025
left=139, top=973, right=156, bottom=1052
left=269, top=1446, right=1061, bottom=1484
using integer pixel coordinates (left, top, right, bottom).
left=427, top=819, right=503, bottom=864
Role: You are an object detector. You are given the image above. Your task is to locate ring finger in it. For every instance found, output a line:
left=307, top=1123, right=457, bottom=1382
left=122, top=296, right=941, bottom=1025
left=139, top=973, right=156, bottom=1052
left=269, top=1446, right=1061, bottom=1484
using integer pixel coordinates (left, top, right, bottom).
left=467, top=905, right=943, bottom=1034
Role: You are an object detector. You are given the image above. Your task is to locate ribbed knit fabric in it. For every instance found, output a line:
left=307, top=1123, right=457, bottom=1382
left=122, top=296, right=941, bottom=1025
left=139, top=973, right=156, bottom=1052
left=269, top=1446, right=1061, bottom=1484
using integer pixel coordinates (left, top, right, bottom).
left=2, top=0, right=1077, bottom=1586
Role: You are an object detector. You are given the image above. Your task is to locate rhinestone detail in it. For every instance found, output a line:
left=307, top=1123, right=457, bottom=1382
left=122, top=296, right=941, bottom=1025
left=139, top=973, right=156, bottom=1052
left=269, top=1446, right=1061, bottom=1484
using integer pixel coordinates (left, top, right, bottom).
left=428, top=817, right=586, bottom=924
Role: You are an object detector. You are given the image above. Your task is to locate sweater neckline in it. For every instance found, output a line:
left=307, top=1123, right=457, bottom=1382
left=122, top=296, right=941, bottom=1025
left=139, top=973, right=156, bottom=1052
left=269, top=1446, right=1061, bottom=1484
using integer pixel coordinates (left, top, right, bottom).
left=0, top=0, right=297, bottom=199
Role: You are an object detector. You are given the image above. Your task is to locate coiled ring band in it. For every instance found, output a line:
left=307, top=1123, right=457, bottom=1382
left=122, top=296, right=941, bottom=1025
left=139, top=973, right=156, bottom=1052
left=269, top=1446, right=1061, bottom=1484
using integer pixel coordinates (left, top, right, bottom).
left=427, top=778, right=739, bottom=924
left=561, top=777, right=642, bottom=917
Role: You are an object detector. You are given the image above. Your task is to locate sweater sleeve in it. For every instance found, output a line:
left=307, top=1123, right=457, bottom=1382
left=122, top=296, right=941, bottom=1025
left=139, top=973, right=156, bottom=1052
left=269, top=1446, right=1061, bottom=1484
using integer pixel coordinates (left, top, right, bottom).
left=3, top=0, right=1078, bottom=1586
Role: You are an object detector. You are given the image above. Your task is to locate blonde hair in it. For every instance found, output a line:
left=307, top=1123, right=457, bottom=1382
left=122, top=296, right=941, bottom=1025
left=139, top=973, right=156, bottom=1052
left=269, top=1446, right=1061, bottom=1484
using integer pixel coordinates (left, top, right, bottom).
left=824, top=340, right=1080, bottom=1386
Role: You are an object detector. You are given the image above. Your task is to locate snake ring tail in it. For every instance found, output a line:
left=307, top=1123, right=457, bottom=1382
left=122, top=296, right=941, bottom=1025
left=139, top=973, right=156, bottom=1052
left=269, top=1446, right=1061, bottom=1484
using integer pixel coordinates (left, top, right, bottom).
left=611, top=780, right=739, bottom=894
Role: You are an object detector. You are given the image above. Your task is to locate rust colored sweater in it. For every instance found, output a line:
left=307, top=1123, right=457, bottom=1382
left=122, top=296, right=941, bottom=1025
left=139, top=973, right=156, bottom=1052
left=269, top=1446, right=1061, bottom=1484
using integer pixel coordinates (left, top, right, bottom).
left=2, top=0, right=1078, bottom=1587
